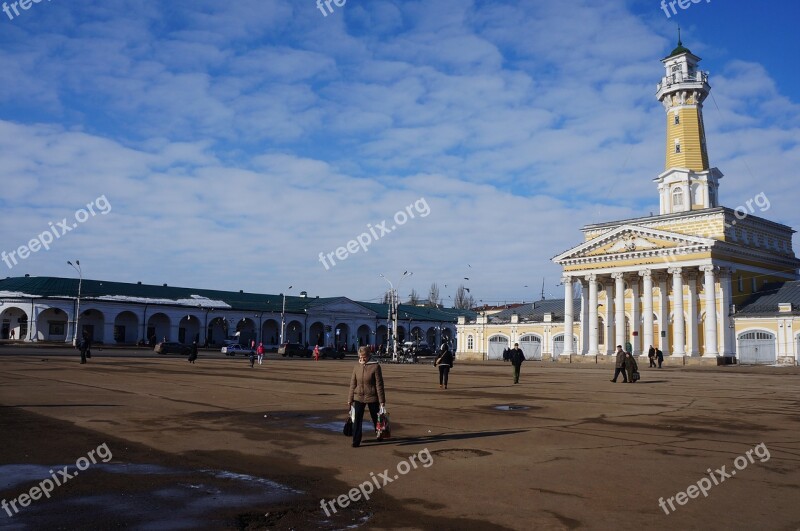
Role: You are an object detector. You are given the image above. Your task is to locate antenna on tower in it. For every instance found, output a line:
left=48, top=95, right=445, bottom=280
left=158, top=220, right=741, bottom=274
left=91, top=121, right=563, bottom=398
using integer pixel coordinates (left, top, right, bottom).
left=541, top=278, right=545, bottom=301
left=677, top=26, right=682, bottom=46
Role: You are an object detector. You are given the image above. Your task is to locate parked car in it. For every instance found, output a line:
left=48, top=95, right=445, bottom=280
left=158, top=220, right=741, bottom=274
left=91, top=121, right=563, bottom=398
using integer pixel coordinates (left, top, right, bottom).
left=221, top=344, right=253, bottom=356
left=155, top=342, right=191, bottom=355
left=317, top=346, right=345, bottom=360
left=278, top=343, right=311, bottom=357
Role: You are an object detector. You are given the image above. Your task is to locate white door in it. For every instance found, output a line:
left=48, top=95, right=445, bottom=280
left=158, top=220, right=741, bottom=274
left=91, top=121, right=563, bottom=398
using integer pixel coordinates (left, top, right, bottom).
left=487, top=336, right=509, bottom=360
left=737, top=331, right=776, bottom=365
left=519, top=335, right=542, bottom=361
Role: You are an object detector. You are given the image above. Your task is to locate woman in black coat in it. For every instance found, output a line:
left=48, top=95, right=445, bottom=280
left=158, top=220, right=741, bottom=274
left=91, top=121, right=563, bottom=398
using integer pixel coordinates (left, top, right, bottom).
left=434, top=344, right=454, bottom=390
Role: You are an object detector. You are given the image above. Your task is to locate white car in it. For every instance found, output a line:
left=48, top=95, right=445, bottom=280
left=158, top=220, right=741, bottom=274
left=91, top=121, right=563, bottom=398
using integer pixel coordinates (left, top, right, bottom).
left=221, top=344, right=253, bottom=356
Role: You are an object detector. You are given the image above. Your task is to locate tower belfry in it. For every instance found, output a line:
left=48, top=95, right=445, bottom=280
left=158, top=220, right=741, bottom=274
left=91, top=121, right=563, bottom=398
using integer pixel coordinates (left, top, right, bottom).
left=654, top=36, right=722, bottom=214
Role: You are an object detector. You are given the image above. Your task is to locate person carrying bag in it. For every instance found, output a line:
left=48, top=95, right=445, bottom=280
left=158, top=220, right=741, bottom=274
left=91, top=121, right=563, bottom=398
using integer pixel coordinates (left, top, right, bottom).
left=434, top=343, right=453, bottom=390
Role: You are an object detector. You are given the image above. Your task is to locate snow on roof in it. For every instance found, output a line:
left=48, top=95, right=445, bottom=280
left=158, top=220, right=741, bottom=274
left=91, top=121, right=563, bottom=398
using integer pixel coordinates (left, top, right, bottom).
left=0, top=291, right=39, bottom=299
left=95, top=294, right=231, bottom=308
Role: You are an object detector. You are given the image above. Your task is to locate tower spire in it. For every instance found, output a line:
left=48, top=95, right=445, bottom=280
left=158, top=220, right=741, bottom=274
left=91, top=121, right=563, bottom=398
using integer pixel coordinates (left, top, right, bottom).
left=654, top=37, right=723, bottom=214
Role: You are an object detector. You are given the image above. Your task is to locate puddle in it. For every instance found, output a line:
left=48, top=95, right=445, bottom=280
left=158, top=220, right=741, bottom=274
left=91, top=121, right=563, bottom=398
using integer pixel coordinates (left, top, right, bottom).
left=0, top=463, right=302, bottom=529
left=494, top=405, right=530, bottom=411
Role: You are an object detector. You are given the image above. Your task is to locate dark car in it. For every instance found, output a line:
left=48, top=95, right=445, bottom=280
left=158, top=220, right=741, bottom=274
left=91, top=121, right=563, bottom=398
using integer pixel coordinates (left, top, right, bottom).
left=318, top=346, right=345, bottom=360
left=278, top=343, right=311, bottom=358
left=154, top=342, right=191, bottom=355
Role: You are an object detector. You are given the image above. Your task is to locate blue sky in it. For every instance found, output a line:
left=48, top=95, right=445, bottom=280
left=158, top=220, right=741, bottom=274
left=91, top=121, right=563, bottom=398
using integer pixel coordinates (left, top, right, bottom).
left=0, top=0, right=798, bottom=304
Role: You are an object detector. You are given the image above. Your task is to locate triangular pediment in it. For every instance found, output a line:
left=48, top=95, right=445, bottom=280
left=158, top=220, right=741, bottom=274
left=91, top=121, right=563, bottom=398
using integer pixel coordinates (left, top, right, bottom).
left=553, top=225, right=715, bottom=263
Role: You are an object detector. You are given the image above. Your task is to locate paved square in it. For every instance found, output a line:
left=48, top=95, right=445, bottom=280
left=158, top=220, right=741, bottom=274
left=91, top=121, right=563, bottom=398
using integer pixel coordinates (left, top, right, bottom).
left=1, top=353, right=798, bottom=529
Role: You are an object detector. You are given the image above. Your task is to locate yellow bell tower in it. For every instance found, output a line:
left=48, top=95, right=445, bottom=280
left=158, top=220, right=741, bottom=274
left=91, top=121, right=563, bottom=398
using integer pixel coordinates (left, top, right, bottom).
left=654, top=34, right=722, bottom=215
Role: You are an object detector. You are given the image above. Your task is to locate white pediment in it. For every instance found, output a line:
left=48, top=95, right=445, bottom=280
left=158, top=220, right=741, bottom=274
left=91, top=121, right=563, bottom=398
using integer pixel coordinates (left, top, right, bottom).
left=553, top=224, right=715, bottom=263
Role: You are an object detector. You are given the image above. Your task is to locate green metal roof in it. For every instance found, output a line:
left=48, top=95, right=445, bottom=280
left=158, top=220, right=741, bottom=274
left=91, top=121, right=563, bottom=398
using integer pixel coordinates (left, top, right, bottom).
left=356, top=301, right=476, bottom=322
left=0, top=276, right=470, bottom=322
left=0, top=276, right=336, bottom=313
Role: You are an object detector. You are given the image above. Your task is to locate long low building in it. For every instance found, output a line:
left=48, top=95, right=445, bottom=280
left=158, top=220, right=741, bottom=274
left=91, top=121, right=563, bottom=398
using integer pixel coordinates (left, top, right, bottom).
left=0, top=275, right=468, bottom=350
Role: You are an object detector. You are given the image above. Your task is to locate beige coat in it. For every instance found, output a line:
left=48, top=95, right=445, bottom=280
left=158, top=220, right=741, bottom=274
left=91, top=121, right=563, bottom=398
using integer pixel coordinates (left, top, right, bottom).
left=349, top=360, right=386, bottom=404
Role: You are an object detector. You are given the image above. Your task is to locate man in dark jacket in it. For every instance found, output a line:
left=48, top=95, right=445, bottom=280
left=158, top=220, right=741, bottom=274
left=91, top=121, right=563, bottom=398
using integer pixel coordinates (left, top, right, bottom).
left=656, top=348, right=664, bottom=368
left=611, top=345, right=627, bottom=382
left=78, top=332, right=91, bottom=364
left=509, top=343, right=525, bottom=384
left=648, top=345, right=656, bottom=367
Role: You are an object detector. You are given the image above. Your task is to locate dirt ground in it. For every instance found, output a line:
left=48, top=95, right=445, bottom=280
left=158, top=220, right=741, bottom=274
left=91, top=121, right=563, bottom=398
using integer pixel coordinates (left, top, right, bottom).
left=1, top=353, right=799, bottom=530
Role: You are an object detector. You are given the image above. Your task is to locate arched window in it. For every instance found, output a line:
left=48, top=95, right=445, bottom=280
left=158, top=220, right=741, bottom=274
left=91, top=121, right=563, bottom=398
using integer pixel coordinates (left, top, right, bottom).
left=467, top=335, right=474, bottom=350
left=672, top=187, right=684, bottom=208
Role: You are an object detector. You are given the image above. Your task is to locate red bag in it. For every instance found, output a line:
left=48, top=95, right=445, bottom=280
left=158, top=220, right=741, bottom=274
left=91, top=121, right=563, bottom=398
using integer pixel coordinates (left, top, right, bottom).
left=376, top=408, right=391, bottom=440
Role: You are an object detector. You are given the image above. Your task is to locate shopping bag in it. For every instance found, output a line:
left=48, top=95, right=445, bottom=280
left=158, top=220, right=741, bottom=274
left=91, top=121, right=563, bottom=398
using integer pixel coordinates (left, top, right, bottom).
left=632, top=371, right=640, bottom=382
left=343, top=417, right=353, bottom=437
left=376, top=407, right=391, bottom=441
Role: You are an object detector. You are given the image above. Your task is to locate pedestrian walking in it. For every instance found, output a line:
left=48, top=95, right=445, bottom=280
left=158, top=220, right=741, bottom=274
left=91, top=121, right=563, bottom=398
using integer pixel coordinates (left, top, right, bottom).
left=249, top=351, right=256, bottom=368
left=625, top=351, right=639, bottom=383
left=347, top=346, right=386, bottom=448
left=625, top=341, right=633, bottom=355
left=509, top=343, right=525, bottom=384
left=257, top=342, right=265, bottom=364
left=313, top=344, right=320, bottom=361
left=188, top=341, right=198, bottom=364
left=9, top=329, right=14, bottom=340
left=434, top=343, right=453, bottom=389
left=502, top=347, right=510, bottom=362
left=78, top=332, right=91, bottom=364
left=648, top=345, right=656, bottom=367
left=656, top=348, right=664, bottom=368
left=610, top=345, right=628, bottom=383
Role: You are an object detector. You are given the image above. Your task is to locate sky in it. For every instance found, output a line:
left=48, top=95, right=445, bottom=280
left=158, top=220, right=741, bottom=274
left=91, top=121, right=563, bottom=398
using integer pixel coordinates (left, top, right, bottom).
left=0, top=0, right=798, bottom=305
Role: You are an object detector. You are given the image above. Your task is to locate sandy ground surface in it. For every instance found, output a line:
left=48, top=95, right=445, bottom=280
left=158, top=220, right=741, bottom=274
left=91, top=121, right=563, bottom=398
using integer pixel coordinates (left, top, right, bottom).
left=1, top=351, right=799, bottom=530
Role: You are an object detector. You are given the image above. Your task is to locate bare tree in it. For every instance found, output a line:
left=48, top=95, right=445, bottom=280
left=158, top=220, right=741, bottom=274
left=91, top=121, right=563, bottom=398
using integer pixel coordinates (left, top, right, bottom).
left=382, top=290, right=392, bottom=305
left=454, top=284, right=475, bottom=310
left=428, top=282, right=441, bottom=307
left=407, top=288, right=421, bottom=306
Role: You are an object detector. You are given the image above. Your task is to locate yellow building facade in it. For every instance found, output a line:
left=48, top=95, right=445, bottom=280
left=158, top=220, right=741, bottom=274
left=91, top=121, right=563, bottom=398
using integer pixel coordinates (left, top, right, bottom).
left=457, top=40, right=800, bottom=365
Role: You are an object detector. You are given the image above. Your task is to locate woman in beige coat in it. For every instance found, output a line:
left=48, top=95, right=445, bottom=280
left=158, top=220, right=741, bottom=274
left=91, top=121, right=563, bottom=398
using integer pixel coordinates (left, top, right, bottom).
left=347, top=346, right=386, bottom=447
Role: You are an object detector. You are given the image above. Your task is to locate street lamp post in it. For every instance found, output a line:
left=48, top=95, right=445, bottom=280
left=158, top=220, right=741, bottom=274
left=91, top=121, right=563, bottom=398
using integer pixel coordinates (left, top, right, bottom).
left=280, top=285, right=292, bottom=345
left=67, top=260, right=82, bottom=346
left=380, top=272, right=412, bottom=362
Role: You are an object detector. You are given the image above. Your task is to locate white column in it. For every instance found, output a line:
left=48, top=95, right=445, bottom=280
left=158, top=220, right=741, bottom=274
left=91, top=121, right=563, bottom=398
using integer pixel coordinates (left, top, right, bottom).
left=670, top=267, right=686, bottom=356
left=580, top=279, right=589, bottom=355
left=687, top=271, right=699, bottom=356
left=587, top=274, right=599, bottom=356
left=658, top=274, right=671, bottom=354
left=701, top=266, right=718, bottom=357
left=562, top=275, right=575, bottom=356
left=640, top=270, right=654, bottom=354
left=631, top=275, right=641, bottom=355
left=613, top=273, right=625, bottom=349
left=605, top=280, right=614, bottom=354
left=719, top=268, right=734, bottom=356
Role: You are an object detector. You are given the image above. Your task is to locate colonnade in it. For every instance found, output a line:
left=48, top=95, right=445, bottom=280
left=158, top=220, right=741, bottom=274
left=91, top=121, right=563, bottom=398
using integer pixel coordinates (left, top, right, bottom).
left=561, top=265, right=732, bottom=357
